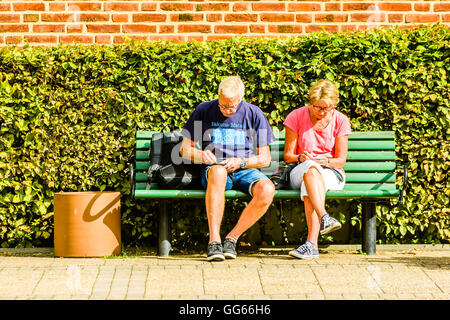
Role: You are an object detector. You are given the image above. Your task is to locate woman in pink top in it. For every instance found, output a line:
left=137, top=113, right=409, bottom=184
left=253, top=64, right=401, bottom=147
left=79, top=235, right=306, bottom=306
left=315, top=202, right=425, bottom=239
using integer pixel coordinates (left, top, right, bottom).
left=283, top=80, right=351, bottom=259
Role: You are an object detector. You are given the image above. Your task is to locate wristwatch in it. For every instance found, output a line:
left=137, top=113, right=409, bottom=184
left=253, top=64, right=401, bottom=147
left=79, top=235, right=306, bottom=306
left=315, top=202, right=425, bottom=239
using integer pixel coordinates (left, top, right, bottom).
left=298, top=154, right=302, bottom=163
left=240, top=158, right=246, bottom=169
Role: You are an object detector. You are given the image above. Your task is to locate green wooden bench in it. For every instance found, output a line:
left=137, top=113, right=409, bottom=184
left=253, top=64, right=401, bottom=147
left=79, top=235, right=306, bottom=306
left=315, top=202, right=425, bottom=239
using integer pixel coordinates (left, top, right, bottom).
left=130, top=129, right=407, bottom=256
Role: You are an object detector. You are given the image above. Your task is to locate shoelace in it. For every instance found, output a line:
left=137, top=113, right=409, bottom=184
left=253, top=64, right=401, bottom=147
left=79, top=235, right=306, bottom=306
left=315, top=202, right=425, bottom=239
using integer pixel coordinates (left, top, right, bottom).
left=297, top=242, right=314, bottom=254
left=209, top=242, right=222, bottom=252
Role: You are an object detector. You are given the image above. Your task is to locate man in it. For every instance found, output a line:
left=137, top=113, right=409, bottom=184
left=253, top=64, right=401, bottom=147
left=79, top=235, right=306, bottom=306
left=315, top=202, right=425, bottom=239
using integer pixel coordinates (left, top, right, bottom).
left=180, top=76, right=275, bottom=261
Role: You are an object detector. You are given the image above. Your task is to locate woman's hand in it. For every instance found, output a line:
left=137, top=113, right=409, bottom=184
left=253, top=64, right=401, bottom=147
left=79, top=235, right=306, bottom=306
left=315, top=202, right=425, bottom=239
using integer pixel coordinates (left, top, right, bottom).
left=302, top=151, right=328, bottom=166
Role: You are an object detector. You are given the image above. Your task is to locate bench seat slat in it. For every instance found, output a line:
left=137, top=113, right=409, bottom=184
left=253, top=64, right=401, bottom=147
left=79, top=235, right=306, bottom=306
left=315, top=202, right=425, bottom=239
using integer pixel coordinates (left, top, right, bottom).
left=135, top=171, right=396, bottom=183
left=134, top=188, right=399, bottom=199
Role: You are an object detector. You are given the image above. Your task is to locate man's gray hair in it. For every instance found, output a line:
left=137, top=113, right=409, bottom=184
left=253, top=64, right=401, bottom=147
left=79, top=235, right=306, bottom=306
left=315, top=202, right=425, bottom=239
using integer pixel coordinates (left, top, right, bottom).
left=218, top=76, right=245, bottom=100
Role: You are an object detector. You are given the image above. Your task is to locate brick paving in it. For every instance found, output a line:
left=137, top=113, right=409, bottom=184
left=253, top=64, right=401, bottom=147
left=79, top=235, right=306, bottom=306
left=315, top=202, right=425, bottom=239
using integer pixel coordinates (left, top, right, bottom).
left=0, top=246, right=448, bottom=300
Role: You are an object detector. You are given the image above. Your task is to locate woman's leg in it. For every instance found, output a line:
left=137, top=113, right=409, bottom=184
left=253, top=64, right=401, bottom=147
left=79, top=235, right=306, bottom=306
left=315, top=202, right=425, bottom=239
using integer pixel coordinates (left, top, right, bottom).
left=303, top=166, right=327, bottom=248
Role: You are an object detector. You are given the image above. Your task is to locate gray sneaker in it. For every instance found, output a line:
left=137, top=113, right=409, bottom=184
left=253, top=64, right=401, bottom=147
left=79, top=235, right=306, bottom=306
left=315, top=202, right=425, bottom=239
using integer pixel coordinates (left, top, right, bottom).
left=289, top=241, right=319, bottom=259
left=320, top=214, right=342, bottom=235
left=206, top=241, right=225, bottom=261
left=223, top=238, right=237, bottom=259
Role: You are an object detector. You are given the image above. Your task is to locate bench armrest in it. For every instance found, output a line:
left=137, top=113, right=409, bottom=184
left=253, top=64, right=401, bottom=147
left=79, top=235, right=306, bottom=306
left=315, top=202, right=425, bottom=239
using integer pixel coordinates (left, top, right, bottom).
left=397, top=165, right=408, bottom=206
left=129, top=164, right=136, bottom=201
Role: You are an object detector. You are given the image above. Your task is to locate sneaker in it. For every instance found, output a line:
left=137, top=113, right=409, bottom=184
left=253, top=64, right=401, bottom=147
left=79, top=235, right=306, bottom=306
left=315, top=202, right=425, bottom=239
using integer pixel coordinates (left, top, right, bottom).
left=320, top=214, right=342, bottom=235
left=223, top=238, right=237, bottom=259
left=289, top=241, right=319, bottom=259
left=206, top=241, right=225, bottom=261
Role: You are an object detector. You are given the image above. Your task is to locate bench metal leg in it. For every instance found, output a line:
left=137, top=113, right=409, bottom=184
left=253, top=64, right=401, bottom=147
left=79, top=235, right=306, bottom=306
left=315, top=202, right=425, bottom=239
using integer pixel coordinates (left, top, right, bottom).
left=362, top=201, right=376, bottom=255
left=158, top=200, right=171, bottom=256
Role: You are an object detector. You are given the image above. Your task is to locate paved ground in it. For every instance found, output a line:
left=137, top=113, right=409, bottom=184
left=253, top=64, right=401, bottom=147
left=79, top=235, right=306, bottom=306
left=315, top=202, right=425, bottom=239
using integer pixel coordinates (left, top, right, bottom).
left=0, top=245, right=448, bottom=300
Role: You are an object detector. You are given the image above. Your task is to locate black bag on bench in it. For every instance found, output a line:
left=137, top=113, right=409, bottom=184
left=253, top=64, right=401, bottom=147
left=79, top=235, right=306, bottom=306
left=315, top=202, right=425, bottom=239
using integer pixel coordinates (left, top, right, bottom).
left=148, top=130, right=201, bottom=189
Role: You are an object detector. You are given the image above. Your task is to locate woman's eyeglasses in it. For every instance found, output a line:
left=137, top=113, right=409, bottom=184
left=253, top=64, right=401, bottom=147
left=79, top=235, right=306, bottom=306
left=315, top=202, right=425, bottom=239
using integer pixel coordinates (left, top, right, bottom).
left=312, top=104, right=334, bottom=112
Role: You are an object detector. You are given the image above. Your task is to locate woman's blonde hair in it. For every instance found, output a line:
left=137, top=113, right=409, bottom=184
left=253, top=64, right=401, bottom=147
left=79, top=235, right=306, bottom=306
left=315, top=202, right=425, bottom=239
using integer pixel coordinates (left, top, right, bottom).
left=309, top=79, right=339, bottom=106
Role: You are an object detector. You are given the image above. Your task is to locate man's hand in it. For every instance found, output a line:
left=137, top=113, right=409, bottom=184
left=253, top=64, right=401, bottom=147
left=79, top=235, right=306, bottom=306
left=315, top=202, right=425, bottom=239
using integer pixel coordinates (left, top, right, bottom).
left=220, top=158, right=242, bottom=173
left=202, top=150, right=217, bottom=165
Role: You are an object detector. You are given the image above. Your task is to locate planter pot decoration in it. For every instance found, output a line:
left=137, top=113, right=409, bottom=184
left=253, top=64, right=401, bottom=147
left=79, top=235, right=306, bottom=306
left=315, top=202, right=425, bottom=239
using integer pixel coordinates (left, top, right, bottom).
left=54, top=192, right=121, bottom=257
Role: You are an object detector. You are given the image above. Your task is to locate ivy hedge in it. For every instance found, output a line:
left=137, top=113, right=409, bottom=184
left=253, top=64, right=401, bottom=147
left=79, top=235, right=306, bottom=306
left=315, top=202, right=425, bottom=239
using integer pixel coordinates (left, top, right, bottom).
left=0, top=24, right=448, bottom=248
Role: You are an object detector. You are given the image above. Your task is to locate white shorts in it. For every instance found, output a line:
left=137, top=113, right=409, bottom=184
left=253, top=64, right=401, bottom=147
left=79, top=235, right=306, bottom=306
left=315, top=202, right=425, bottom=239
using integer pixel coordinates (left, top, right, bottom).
left=289, top=160, right=345, bottom=201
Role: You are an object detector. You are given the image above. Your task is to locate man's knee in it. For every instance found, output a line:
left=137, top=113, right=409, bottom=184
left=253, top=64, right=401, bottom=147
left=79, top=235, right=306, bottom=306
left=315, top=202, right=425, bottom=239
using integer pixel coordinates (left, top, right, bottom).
left=252, top=179, right=275, bottom=205
left=207, top=165, right=228, bottom=184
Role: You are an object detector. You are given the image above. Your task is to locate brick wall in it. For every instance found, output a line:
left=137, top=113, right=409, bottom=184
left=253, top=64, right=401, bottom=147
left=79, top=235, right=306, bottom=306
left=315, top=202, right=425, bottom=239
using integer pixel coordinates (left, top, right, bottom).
left=1, top=1, right=449, bottom=46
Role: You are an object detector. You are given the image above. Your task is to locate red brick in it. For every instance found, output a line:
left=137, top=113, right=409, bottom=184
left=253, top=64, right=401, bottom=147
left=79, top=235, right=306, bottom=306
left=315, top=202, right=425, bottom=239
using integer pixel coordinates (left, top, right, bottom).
left=315, top=14, right=348, bottom=23
left=250, top=25, right=265, bottom=33
left=68, top=2, right=102, bottom=11
left=133, top=13, right=167, bottom=22
left=351, top=13, right=385, bottom=23
left=196, top=3, right=230, bottom=11
left=80, top=13, right=110, bottom=22
left=147, top=35, right=184, bottom=42
left=112, top=14, right=128, bottom=23
left=207, top=35, right=233, bottom=41
left=122, top=24, right=157, bottom=33
left=444, top=14, right=450, bottom=22
left=305, top=25, right=339, bottom=33
left=42, top=14, right=74, bottom=22
left=389, top=14, right=404, bottom=23
left=161, top=3, right=194, bottom=11
left=187, top=35, right=204, bottom=42
left=288, top=3, right=321, bottom=12
left=67, top=24, right=83, bottom=33
left=170, top=13, right=203, bottom=22
left=225, top=13, right=257, bottom=22
left=405, top=14, right=439, bottom=23
left=296, top=14, right=313, bottom=23
left=268, top=25, right=302, bottom=33
left=86, top=24, right=121, bottom=33
left=214, top=25, right=248, bottom=34
left=60, top=35, right=93, bottom=44
left=325, top=3, right=341, bottom=12
left=340, top=25, right=357, bottom=32
left=434, top=3, right=450, bottom=12
left=13, top=3, right=45, bottom=11
left=0, top=24, right=29, bottom=33
left=23, top=14, right=39, bottom=22
left=141, top=3, right=157, bottom=11
left=104, top=2, right=139, bottom=12
left=378, top=3, right=412, bottom=12
left=114, top=35, right=148, bottom=44
left=414, top=3, right=430, bottom=12
left=0, top=14, right=20, bottom=23
left=6, top=36, right=22, bottom=45
left=260, top=13, right=295, bottom=22
left=159, top=25, right=175, bottom=33
left=49, top=3, right=66, bottom=12
left=207, top=14, right=223, bottom=22
left=233, top=3, right=249, bottom=12
left=95, top=35, right=111, bottom=44
left=33, top=25, right=65, bottom=33
left=0, top=3, right=11, bottom=11
left=178, top=24, right=211, bottom=33
left=253, top=3, right=286, bottom=11
left=24, top=35, right=57, bottom=43
left=343, top=3, right=375, bottom=11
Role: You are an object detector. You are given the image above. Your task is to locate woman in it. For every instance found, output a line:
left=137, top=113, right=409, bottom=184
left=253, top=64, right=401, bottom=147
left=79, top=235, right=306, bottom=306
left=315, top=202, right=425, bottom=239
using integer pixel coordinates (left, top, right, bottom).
left=283, top=79, right=351, bottom=259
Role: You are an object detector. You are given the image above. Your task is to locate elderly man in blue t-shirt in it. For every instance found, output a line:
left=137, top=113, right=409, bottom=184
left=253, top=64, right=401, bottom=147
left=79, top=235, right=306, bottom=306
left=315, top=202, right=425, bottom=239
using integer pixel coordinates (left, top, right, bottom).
left=180, top=76, right=275, bottom=261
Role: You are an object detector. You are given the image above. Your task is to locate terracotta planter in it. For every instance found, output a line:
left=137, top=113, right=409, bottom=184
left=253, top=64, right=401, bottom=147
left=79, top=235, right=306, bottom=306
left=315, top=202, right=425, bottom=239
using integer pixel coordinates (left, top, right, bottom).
left=54, top=192, right=121, bottom=257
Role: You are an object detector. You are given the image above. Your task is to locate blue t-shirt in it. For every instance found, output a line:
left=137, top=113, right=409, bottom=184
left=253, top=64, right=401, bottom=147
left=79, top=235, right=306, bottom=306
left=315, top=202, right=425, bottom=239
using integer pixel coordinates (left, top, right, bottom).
left=182, top=99, right=274, bottom=162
